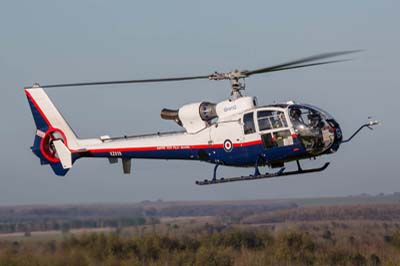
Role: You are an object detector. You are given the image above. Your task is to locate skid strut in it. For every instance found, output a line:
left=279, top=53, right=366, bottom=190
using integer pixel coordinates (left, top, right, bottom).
left=195, top=161, right=330, bottom=185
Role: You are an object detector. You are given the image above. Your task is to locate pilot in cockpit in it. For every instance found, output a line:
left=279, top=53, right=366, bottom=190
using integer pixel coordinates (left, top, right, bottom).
left=308, top=111, right=322, bottom=128
left=290, top=108, right=304, bottom=130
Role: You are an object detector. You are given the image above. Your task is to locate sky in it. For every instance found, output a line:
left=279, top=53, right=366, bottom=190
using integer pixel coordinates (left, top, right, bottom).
left=0, top=0, right=398, bottom=205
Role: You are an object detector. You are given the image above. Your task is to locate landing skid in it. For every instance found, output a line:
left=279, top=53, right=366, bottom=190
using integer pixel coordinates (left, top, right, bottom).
left=195, top=161, right=330, bottom=185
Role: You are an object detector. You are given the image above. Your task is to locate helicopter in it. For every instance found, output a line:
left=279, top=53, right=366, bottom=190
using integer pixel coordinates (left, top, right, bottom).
left=24, top=50, right=379, bottom=185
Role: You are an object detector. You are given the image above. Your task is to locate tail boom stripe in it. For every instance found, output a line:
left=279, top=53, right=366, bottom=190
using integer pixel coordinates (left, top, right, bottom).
left=25, top=89, right=52, bottom=127
left=85, top=140, right=263, bottom=154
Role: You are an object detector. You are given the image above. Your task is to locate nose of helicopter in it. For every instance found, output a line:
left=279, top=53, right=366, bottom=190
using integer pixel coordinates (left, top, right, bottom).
left=327, top=119, right=343, bottom=153
left=288, top=104, right=343, bottom=155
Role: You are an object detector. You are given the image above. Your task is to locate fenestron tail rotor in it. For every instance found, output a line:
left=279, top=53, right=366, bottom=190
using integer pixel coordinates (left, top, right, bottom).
left=25, top=50, right=362, bottom=98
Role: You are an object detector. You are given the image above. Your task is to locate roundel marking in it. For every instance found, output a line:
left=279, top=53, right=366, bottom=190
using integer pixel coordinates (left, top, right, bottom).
left=223, top=139, right=233, bottom=152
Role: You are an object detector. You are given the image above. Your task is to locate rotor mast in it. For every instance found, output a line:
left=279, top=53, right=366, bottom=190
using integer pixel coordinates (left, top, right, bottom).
left=208, top=70, right=247, bottom=100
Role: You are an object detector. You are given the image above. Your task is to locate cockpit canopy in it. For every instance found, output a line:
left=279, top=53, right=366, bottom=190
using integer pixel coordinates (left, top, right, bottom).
left=246, top=103, right=341, bottom=156
left=289, top=104, right=334, bottom=121
left=288, top=104, right=338, bottom=155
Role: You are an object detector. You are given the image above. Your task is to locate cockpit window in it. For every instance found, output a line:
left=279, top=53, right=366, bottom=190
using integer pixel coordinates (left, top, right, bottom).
left=243, top=112, right=256, bottom=135
left=289, top=105, right=324, bottom=128
left=257, top=110, right=288, bottom=131
left=301, top=104, right=334, bottom=120
left=289, top=104, right=335, bottom=155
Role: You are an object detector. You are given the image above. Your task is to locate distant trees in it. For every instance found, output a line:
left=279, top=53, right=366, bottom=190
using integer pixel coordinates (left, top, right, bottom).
left=0, top=202, right=299, bottom=234
left=0, top=216, right=146, bottom=234
left=242, top=204, right=400, bottom=224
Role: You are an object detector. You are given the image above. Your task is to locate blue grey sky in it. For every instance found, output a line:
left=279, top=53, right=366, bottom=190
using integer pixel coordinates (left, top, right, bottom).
left=0, top=0, right=398, bottom=205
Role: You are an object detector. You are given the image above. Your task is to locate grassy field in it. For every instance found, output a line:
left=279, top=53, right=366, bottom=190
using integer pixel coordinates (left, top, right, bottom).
left=1, top=219, right=400, bottom=265
left=1, top=194, right=400, bottom=265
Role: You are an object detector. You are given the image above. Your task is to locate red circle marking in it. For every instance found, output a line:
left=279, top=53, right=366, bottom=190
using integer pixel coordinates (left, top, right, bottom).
left=39, top=128, right=68, bottom=163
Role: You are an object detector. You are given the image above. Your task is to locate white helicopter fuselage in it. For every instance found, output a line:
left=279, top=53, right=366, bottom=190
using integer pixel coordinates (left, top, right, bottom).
left=26, top=87, right=341, bottom=176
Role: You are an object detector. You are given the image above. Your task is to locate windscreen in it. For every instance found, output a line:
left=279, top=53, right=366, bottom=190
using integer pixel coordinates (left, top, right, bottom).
left=289, top=104, right=335, bottom=155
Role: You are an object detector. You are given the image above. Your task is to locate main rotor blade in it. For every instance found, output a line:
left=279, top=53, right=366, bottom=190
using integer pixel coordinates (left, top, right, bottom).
left=37, top=75, right=209, bottom=89
left=250, top=59, right=352, bottom=74
left=244, top=50, right=362, bottom=76
left=25, top=49, right=362, bottom=89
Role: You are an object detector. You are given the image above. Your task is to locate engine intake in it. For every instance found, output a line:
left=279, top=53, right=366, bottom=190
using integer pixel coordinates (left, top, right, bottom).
left=199, top=102, right=217, bottom=121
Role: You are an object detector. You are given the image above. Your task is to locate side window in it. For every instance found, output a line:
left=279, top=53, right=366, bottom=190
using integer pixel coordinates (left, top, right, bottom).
left=258, top=111, right=272, bottom=131
left=261, top=130, right=293, bottom=148
left=243, top=112, right=255, bottom=135
left=257, top=110, right=288, bottom=131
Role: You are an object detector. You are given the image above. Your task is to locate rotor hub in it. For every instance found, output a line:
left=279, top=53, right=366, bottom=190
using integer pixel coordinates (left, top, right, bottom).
left=208, top=70, right=248, bottom=99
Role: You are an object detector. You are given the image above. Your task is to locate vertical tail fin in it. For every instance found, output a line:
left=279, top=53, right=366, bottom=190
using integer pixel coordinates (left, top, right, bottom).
left=25, top=87, right=79, bottom=176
